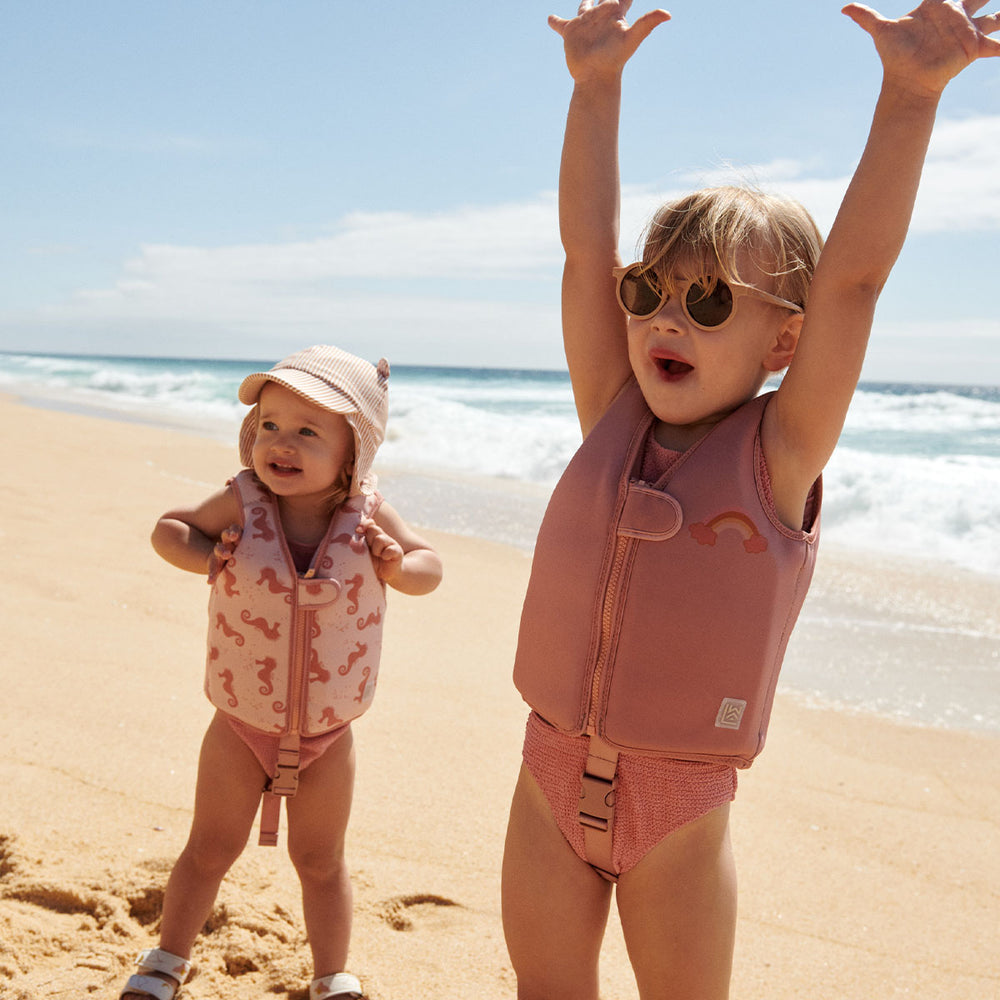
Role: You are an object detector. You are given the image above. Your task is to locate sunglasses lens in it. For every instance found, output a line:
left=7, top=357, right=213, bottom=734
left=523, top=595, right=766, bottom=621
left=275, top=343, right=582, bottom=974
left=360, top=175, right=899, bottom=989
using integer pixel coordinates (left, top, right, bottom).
left=685, top=280, right=734, bottom=328
left=620, top=268, right=663, bottom=317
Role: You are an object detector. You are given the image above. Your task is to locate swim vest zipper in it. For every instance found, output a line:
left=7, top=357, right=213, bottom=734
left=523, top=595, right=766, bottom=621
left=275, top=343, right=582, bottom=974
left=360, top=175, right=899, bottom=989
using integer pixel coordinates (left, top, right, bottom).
left=586, top=534, right=632, bottom=735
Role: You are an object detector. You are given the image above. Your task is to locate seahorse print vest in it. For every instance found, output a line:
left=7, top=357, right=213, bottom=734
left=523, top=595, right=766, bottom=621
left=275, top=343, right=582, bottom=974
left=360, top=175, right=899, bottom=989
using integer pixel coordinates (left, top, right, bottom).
left=513, top=379, right=821, bottom=768
left=206, top=469, right=386, bottom=736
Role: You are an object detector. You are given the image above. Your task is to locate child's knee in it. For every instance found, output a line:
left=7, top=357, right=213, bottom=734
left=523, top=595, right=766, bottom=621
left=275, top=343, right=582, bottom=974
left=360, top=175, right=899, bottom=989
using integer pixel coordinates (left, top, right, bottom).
left=181, top=829, right=248, bottom=877
left=289, top=841, right=348, bottom=886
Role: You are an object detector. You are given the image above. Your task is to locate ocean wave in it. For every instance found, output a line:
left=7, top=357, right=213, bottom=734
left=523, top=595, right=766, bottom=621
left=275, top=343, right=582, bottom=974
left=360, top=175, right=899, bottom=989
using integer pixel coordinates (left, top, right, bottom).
left=822, top=447, right=1000, bottom=576
left=3, top=351, right=999, bottom=577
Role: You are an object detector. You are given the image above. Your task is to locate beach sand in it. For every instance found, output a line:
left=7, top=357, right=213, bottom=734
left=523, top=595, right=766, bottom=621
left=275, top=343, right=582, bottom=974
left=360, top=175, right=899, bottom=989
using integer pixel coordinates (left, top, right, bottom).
left=0, top=394, right=997, bottom=999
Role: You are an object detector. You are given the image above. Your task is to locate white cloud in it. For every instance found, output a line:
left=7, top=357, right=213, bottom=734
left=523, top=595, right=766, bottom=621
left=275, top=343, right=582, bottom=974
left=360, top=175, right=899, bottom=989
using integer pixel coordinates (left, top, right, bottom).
left=619, top=115, right=1000, bottom=239
left=7, top=114, right=999, bottom=373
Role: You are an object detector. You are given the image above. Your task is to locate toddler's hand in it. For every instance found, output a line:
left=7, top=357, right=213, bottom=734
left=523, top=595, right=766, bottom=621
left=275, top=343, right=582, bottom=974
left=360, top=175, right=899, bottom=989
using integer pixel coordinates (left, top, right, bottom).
left=357, top=517, right=405, bottom=584
left=549, top=0, right=670, bottom=83
left=207, top=524, right=242, bottom=584
left=843, top=0, right=1000, bottom=98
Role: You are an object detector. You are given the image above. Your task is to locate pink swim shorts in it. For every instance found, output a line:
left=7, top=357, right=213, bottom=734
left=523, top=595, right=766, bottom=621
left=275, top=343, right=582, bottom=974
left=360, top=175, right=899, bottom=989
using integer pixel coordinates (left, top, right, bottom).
left=522, top=711, right=737, bottom=876
left=225, top=713, right=350, bottom=782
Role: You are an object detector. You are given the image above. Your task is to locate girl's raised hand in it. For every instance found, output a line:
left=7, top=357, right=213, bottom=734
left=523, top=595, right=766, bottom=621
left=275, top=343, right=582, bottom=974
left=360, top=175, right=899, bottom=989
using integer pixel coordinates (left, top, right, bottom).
left=549, top=0, right=670, bottom=82
left=843, top=0, right=1000, bottom=97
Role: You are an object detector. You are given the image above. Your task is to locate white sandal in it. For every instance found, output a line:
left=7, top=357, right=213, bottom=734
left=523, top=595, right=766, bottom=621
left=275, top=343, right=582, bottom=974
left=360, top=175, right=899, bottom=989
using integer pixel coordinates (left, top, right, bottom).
left=119, top=949, right=193, bottom=1000
left=309, top=972, right=364, bottom=999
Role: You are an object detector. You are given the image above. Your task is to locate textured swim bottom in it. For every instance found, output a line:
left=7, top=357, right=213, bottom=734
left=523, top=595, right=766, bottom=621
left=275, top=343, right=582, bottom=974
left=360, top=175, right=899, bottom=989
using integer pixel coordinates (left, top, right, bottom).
left=224, top=713, right=350, bottom=782
left=522, top=711, right=737, bottom=876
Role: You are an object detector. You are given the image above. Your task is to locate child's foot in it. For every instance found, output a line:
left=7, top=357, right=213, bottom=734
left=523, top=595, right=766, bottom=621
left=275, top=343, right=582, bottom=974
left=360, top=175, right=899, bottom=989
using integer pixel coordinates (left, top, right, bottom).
left=309, top=972, right=364, bottom=999
left=119, top=949, right=191, bottom=1000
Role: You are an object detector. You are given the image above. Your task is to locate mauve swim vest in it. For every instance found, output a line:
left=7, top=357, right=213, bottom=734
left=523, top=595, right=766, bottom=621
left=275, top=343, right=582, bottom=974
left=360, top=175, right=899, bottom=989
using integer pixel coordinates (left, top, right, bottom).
left=513, top=379, right=821, bottom=768
left=205, top=469, right=386, bottom=736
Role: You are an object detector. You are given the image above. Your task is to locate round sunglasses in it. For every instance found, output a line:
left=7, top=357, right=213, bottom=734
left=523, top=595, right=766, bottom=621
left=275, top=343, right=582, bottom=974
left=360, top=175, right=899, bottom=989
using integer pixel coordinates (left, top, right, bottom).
left=613, top=263, right=803, bottom=331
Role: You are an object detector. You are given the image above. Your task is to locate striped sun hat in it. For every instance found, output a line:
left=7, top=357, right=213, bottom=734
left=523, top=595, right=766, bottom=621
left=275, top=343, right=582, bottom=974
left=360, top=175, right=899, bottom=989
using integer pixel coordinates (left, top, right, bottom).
left=237, top=345, right=390, bottom=496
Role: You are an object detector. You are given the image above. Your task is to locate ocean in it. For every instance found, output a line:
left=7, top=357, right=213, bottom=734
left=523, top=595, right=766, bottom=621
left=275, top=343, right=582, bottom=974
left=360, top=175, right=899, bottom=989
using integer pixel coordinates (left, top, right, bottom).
left=3, top=350, right=998, bottom=732
left=4, top=350, right=1000, bottom=575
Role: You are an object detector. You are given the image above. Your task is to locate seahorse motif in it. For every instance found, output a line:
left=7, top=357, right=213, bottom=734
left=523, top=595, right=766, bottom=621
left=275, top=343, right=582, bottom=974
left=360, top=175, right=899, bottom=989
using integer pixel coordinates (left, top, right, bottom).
left=218, top=668, right=238, bottom=708
left=318, top=706, right=344, bottom=728
left=309, top=649, right=330, bottom=685
left=240, top=610, right=281, bottom=641
left=219, top=563, right=239, bottom=598
left=208, top=645, right=219, bottom=661
left=338, top=641, right=368, bottom=676
left=358, top=607, right=382, bottom=631
left=344, top=574, right=363, bottom=615
left=214, top=612, right=245, bottom=647
left=354, top=666, right=371, bottom=704
left=256, top=656, right=277, bottom=695
left=250, top=506, right=276, bottom=542
left=257, top=566, right=294, bottom=599
left=329, top=532, right=355, bottom=548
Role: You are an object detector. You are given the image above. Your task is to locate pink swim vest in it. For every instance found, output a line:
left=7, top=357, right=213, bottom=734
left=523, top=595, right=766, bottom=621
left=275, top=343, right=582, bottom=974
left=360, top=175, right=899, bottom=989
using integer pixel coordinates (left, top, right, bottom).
left=206, top=470, right=386, bottom=737
left=513, top=379, right=820, bottom=768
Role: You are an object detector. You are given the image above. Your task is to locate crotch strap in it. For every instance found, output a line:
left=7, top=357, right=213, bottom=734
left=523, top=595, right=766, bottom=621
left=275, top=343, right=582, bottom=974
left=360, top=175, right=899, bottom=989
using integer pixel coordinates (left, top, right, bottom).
left=258, top=734, right=301, bottom=847
left=579, top=734, right=620, bottom=883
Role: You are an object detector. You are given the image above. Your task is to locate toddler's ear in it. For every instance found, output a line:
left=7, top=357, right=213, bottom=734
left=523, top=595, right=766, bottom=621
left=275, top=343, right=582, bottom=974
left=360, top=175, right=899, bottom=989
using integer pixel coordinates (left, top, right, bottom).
left=763, top=312, right=804, bottom=373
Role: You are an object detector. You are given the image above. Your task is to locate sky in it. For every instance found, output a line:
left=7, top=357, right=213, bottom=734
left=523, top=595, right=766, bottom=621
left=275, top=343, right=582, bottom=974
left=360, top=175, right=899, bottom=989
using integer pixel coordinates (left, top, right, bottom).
left=2, top=0, right=999, bottom=384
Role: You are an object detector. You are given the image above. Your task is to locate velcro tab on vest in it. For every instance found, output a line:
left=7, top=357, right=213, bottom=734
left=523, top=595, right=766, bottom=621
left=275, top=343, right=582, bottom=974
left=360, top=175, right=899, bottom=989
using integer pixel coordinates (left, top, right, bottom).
left=297, top=577, right=342, bottom=608
left=617, top=483, right=683, bottom=541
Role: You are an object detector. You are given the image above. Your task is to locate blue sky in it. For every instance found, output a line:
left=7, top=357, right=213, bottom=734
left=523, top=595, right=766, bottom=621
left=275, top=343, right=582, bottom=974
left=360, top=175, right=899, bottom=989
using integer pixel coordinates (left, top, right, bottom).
left=2, top=0, right=999, bottom=383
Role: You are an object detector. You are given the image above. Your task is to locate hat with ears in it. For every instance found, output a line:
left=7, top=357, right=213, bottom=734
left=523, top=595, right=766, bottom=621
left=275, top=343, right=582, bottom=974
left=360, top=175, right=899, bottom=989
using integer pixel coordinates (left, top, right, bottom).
left=237, top=345, right=390, bottom=496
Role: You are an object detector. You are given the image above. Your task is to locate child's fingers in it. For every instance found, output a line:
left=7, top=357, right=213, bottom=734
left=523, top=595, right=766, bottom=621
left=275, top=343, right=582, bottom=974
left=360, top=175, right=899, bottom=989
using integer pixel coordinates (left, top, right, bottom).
left=841, top=3, right=885, bottom=37
left=549, top=14, right=570, bottom=35
left=629, top=8, right=671, bottom=43
left=221, top=524, right=242, bottom=546
left=976, top=12, right=1000, bottom=48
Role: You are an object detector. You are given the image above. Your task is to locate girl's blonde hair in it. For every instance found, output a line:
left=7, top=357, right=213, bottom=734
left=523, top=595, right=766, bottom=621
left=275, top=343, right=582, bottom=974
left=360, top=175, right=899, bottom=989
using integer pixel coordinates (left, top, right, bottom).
left=640, top=186, right=823, bottom=309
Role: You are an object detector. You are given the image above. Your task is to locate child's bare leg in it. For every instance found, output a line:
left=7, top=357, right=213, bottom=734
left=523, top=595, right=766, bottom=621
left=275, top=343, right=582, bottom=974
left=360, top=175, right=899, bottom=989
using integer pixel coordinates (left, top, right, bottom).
left=501, top=765, right=613, bottom=1000
left=616, top=803, right=737, bottom=1000
left=122, top=711, right=265, bottom=998
left=286, top=729, right=356, bottom=979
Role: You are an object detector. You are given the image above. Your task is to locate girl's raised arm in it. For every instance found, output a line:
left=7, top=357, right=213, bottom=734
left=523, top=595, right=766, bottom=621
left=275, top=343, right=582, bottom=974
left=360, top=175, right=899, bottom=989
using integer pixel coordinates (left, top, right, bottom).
left=549, top=1, right=669, bottom=436
left=765, top=0, right=1000, bottom=516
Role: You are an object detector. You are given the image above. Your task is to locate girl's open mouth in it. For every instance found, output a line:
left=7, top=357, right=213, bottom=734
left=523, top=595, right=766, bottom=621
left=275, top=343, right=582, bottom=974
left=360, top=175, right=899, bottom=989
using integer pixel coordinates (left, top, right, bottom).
left=656, top=357, right=694, bottom=379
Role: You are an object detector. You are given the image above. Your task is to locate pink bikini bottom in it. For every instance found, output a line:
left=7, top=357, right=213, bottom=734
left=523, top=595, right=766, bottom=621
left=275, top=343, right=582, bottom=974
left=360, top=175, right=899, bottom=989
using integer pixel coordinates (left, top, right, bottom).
left=224, top=713, right=350, bottom=781
left=522, top=711, right=737, bottom=876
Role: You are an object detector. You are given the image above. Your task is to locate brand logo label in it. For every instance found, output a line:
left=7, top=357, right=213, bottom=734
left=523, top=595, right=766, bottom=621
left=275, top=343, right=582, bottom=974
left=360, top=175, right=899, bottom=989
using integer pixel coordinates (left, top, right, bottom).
left=715, top=698, right=748, bottom=730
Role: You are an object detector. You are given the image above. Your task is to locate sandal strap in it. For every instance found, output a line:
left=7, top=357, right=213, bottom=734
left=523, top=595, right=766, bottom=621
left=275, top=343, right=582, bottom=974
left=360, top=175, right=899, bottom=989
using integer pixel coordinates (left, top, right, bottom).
left=310, top=972, right=364, bottom=999
left=120, top=973, right=180, bottom=1000
left=136, top=949, right=192, bottom=983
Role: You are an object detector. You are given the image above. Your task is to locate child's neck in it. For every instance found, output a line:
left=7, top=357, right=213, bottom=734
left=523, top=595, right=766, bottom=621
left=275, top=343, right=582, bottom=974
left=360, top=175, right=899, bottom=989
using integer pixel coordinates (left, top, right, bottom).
left=652, top=419, right=712, bottom=453
left=275, top=496, right=334, bottom=547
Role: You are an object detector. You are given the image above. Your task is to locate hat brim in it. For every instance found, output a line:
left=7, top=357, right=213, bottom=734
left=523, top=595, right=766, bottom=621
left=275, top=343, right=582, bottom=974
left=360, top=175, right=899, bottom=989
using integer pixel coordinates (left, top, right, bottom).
left=238, top=370, right=356, bottom=414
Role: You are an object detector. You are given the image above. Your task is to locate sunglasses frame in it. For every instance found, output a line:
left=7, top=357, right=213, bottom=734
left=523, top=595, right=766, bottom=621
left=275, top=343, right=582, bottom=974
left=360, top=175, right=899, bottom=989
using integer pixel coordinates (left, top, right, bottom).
left=613, top=263, right=804, bottom=331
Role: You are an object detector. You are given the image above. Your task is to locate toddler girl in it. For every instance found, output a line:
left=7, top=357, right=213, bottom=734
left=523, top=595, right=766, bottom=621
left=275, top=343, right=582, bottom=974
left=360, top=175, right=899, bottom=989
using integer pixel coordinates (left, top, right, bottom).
left=502, top=3, right=999, bottom=998
left=120, top=345, right=442, bottom=1000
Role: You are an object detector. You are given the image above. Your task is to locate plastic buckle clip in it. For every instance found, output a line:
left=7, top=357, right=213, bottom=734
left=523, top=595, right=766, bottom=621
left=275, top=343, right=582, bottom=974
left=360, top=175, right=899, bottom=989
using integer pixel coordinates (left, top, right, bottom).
left=579, top=770, right=615, bottom=831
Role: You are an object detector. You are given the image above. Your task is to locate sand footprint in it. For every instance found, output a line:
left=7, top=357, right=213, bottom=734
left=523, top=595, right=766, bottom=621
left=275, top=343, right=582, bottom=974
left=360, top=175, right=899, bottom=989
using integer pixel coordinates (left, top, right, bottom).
left=377, top=893, right=462, bottom=932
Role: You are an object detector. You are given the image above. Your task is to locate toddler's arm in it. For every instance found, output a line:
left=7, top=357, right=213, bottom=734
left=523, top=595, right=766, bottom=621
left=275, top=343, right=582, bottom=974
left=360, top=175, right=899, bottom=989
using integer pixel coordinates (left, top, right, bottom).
left=358, top=501, right=443, bottom=595
left=549, top=0, right=669, bottom=436
left=764, top=0, right=1000, bottom=517
left=152, top=484, right=243, bottom=578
